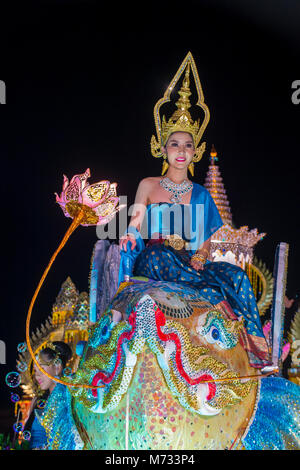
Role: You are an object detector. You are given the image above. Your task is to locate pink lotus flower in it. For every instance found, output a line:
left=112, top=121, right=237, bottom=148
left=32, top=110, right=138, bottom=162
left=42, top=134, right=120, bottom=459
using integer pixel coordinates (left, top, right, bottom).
left=26, top=169, right=125, bottom=391
left=55, top=168, right=124, bottom=226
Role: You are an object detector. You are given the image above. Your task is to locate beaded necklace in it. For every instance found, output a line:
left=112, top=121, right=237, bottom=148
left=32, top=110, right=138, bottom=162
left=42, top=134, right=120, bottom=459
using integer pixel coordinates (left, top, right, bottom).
left=159, top=177, right=193, bottom=203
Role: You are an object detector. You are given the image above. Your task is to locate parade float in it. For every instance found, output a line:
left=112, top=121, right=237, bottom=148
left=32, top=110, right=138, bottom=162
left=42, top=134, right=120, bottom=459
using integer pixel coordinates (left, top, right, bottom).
left=5, top=147, right=299, bottom=450
left=4, top=52, right=300, bottom=450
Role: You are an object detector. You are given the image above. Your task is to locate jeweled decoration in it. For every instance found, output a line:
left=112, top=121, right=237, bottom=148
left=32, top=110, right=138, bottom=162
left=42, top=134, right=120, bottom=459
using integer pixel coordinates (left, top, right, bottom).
left=159, top=177, right=193, bottom=203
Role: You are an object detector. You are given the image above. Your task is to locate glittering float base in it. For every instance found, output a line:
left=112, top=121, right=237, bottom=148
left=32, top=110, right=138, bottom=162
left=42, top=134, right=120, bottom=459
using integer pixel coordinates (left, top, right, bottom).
left=73, top=345, right=258, bottom=450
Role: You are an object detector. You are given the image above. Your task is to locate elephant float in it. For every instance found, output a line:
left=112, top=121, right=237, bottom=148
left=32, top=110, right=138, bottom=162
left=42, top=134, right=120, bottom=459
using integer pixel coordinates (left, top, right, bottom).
left=38, top=277, right=300, bottom=450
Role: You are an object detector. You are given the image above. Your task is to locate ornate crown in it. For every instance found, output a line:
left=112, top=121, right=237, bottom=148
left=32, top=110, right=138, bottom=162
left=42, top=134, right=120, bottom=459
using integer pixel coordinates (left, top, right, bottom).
left=150, top=52, right=210, bottom=169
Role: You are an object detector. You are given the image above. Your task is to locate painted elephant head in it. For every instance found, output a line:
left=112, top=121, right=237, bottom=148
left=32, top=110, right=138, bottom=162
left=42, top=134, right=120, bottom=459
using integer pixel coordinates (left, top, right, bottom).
left=68, top=288, right=260, bottom=449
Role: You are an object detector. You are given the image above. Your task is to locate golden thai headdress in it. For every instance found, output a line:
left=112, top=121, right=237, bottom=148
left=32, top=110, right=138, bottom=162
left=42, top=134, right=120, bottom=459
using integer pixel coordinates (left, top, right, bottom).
left=150, top=52, right=210, bottom=176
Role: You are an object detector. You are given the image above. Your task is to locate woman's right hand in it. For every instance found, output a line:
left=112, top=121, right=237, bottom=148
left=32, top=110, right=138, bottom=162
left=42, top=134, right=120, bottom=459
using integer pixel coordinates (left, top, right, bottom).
left=119, top=233, right=137, bottom=252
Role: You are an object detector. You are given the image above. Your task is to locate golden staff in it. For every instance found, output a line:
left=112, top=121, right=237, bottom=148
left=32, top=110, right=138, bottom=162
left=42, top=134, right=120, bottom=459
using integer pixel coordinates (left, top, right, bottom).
left=26, top=207, right=105, bottom=390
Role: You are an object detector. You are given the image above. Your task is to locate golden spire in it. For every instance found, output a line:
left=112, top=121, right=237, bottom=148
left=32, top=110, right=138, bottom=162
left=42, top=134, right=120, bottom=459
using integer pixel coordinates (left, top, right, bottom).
left=52, top=277, right=79, bottom=313
left=171, top=62, right=192, bottom=122
left=150, top=52, right=209, bottom=170
left=159, top=61, right=200, bottom=147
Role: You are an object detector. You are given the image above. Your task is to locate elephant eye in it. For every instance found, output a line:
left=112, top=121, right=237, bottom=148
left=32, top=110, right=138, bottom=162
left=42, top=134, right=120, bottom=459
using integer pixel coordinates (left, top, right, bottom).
left=204, top=325, right=223, bottom=346
left=197, top=311, right=240, bottom=350
left=210, top=327, right=220, bottom=341
left=100, top=322, right=112, bottom=342
left=89, top=317, right=112, bottom=348
left=197, top=313, right=239, bottom=350
left=101, top=325, right=108, bottom=336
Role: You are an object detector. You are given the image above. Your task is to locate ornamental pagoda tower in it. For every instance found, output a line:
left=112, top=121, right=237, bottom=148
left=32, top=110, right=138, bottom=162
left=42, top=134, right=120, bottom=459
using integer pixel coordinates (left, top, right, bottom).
left=204, top=145, right=232, bottom=226
left=52, top=277, right=79, bottom=326
left=15, top=277, right=89, bottom=427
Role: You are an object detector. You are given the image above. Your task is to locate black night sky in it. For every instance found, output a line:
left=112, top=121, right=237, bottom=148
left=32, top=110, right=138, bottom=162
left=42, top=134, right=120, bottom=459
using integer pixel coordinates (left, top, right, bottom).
left=0, top=1, right=300, bottom=435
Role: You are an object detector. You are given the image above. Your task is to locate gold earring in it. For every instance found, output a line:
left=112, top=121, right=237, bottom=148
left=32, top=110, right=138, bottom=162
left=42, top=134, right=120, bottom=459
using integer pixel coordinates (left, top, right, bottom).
left=188, top=162, right=194, bottom=176
left=161, top=157, right=169, bottom=175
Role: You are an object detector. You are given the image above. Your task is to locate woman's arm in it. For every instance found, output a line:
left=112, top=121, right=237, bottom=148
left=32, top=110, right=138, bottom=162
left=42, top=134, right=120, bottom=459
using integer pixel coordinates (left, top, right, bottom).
left=119, top=178, right=151, bottom=251
left=190, top=238, right=211, bottom=271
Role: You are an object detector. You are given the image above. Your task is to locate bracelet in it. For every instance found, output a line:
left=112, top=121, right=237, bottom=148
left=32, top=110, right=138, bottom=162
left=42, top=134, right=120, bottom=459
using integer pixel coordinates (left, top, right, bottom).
left=193, top=248, right=209, bottom=263
left=191, top=253, right=206, bottom=264
left=196, top=248, right=209, bottom=256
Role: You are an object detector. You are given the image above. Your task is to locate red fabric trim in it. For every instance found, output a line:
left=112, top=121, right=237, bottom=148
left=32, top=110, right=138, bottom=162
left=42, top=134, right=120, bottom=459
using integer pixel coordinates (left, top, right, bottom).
left=155, top=306, right=216, bottom=401
left=91, top=310, right=136, bottom=397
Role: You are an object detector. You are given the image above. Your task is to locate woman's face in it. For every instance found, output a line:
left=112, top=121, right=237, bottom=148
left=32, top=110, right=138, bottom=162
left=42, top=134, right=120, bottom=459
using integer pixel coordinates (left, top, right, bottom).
left=33, top=353, right=62, bottom=391
left=162, top=132, right=195, bottom=170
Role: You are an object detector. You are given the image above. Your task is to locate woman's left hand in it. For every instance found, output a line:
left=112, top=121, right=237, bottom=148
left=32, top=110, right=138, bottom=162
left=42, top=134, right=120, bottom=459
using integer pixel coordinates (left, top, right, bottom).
left=190, top=259, right=204, bottom=271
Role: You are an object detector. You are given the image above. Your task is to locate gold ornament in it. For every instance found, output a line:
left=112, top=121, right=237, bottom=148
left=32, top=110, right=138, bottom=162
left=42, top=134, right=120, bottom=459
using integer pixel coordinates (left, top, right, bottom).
left=191, top=253, right=207, bottom=265
left=164, top=234, right=187, bottom=251
left=188, top=162, right=194, bottom=176
left=151, top=135, right=163, bottom=159
left=46, top=341, right=57, bottom=353
left=161, top=157, right=169, bottom=175
left=151, top=52, right=210, bottom=172
left=193, top=141, right=206, bottom=162
left=65, top=201, right=99, bottom=225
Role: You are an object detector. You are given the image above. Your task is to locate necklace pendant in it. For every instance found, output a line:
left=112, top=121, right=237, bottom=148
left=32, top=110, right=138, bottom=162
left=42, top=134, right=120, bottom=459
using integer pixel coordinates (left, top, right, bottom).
left=160, top=177, right=193, bottom=205
left=170, top=194, right=181, bottom=203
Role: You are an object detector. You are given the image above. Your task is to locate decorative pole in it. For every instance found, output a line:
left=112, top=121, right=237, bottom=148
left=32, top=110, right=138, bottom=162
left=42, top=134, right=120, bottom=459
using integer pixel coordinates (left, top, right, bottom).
left=25, top=169, right=125, bottom=390
left=270, top=242, right=289, bottom=374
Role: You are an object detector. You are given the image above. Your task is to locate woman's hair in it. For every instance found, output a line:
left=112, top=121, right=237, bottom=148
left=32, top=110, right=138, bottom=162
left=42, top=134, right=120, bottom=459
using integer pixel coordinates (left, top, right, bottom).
left=41, top=341, right=72, bottom=369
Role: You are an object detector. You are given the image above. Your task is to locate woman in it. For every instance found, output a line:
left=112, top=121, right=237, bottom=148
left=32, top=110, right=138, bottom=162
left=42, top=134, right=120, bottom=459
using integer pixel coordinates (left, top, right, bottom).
left=24, top=341, right=72, bottom=449
left=118, top=53, right=269, bottom=369
left=119, top=130, right=213, bottom=272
